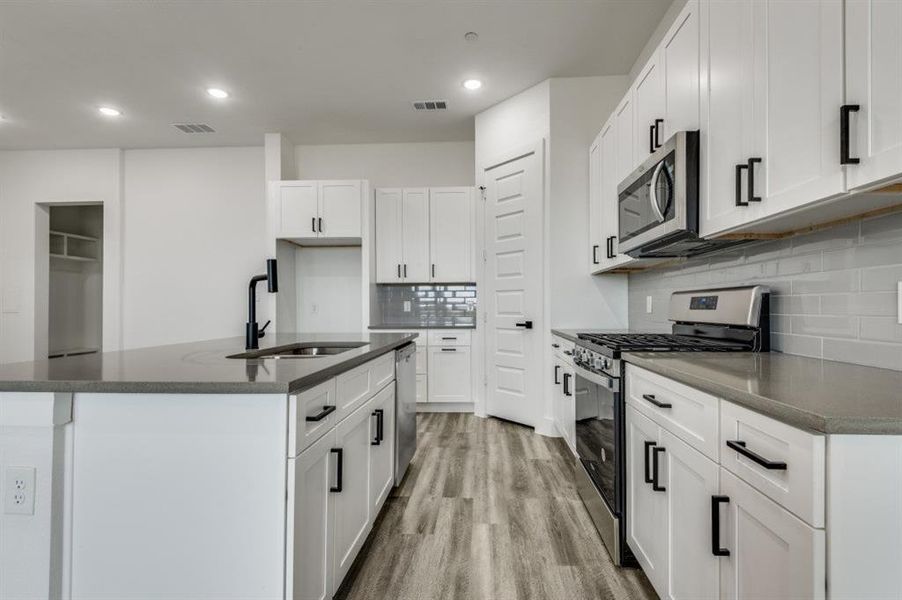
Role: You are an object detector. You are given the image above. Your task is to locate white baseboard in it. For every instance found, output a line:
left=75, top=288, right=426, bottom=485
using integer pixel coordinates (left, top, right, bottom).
left=534, top=416, right=559, bottom=438
left=416, top=402, right=474, bottom=413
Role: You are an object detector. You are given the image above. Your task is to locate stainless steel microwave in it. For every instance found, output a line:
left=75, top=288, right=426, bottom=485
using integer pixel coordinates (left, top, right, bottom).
left=617, top=130, right=707, bottom=257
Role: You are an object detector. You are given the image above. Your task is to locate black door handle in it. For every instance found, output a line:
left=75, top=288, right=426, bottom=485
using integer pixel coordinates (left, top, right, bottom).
left=515, top=321, right=533, bottom=329
left=431, top=264, right=436, bottom=278
left=563, top=372, right=572, bottom=397
left=606, top=236, right=616, bottom=259
left=726, top=440, right=787, bottom=470
left=652, top=446, right=666, bottom=492
left=312, top=217, right=317, bottom=233
left=735, top=163, right=749, bottom=206
left=554, top=365, right=561, bottom=385
left=305, top=405, right=336, bottom=422
left=330, top=448, right=343, bottom=492
left=317, top=217, right=323, bottom=233
left=642, top=393, right=672, bottom=409
left=371, top=409, right=384, bottom=445
left=397, top=264, right=401, bottom=279
left=840, top=104, right=861, bottom=165
left=711, top=495, right=730, bottom=556
left=654, top=118, right=664, bottom=148
left=644, top=441, right=655, bottom=484
left=747, top=158, right=762, bottom=203
left=592, top=244, right=599, bottom=265
left=649, top=124, right=656, bottom=154
left=403, top=264, right=407, bottom=278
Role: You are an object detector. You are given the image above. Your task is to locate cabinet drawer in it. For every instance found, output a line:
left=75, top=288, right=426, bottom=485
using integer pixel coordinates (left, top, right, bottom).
left=288, top=379, right=338, bottom=457
left=335, top=354, right=395, bottom=422
left=720, top=401, right=825, bottom=528
left=552, top=335, right=575, bottom=365
left=626, top=364, right=719, bottom=461
left=427, top=330, right=471, bottom=346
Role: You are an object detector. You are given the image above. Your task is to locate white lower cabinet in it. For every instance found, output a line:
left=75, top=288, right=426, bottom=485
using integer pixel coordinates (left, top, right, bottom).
left=427, top=346, right=471, bottom=403
left=719, top=469, right=825, bottom=600
left=368, top=385, right=396, bottom=514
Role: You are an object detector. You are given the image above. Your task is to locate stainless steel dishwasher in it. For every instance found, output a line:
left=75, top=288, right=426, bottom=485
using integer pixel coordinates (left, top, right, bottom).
left=394, top=343, right=417, bottom=485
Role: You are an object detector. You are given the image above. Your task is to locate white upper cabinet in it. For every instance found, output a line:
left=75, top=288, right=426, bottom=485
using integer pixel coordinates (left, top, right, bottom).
left=845, top=0, right=902, bottom=191
left=633, top=57, right=666, bottom=165
left=275, top=179, right=364, bottom=241
left=429, top=187, right=472, bottom=282
left=588, top=134, right=604, bottom=271
left=660, top=0, right=700, bottom=139
left=402, top=188, right=430, bottom=282
left=318, top=180, right=363, bottom=238
left=374, top=186, right=474, bottom=284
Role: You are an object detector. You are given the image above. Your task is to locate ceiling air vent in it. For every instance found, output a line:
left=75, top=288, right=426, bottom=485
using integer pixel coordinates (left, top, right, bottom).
left=412, top=101, right=447, bottom=111
left=173, top=123, right=216, bottom=133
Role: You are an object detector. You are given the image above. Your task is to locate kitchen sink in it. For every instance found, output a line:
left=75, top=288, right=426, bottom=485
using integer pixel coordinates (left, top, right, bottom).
left=227, top=342, right=367, bottom=359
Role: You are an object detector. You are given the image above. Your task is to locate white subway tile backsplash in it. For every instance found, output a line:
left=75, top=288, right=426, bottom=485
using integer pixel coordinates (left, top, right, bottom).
left=628, top=210, right=902, bottom=371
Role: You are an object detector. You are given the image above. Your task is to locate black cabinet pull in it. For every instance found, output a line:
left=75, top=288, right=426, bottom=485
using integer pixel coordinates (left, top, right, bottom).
left=403, top=264, right=407, bottom=278
left=317, top=217, right=323, bottom=233
left=652, top=446, right=666, bottom=492
left=840, top=104, right=861, bottom=165
left=726, top=440, right=787, bottom=470
left=644, top=441, right=655, bottom=484
left=563, top=350, right=573, bottom=356
left=649, top=124, right=656, bottom=154
left=515, top=321, right=533, bottom=329
left=747, top=157, right=762, bottom=203
left=397, top=264, right=401, bottom=278
left=642, top=393, right=672, bottom=409
left=606, top=236, right=616, bottom=259
left=305, top=405, right=336, bottom=422
left=563, top=372, right=572, bottom=397
left=554, top=365, right=561, bottom=385
left=592, top=244, right=599, bottom=265
left=431, top=264, right=436, bottom=278
left=330, top=448, right=343, bottom=493
left=552, top=343, right=560, bottom=349
left=441, top=348, right=457, bottom=352
left=735, top=163, right=749, bottom=206
left=654, top=118, right=664, bottom=148
left=312, top=217, right=317, bottom=233
left=441, top=336, right=457, bottom=340
left=371, top=409, right=384, bottom=445
left=711, top=496, right=730, bottom=556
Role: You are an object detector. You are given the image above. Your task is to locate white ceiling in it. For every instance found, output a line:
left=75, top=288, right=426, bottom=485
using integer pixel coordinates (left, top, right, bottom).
left=0, top=0, right=670, bottom=150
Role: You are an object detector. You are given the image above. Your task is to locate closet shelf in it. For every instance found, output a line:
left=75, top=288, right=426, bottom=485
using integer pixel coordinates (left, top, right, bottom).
left=49, top=229, right=100, bottom=262
left=48, top=347, right=100, bottom=359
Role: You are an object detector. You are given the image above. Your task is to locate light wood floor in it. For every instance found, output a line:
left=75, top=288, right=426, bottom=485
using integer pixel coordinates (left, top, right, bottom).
left=336, top=413, right=657, bottom=600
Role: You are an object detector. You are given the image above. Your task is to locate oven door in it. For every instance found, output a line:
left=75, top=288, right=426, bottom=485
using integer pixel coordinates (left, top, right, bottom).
left=573, top=364, right=621, bottom=515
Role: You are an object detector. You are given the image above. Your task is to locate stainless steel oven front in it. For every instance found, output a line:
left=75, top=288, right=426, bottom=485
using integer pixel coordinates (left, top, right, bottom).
left=572, top=363, right=629, bottom=565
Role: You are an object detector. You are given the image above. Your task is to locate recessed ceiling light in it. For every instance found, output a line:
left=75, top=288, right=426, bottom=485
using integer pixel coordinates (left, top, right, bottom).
left=207, top=88, right=229, bottom=99
left=98, top=106, right=121, bottom=117
left=462, top=79, right=483, bottom=91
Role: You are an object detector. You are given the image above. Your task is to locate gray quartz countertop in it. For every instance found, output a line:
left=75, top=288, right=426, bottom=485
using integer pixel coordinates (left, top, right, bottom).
left=369, top=324, right=475, bottom=330
left=623, top=352, right=902, bottom=435
left=0, top=332, right=417, bottom=395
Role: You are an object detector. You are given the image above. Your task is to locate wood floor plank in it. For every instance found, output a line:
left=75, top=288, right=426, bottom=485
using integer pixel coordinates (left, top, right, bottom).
left=335, top=413, right=656, bottom=600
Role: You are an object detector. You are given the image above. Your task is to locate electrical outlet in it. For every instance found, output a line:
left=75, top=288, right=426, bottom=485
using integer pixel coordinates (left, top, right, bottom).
left=4, top=467, right=35, bottom=515
left=403, top=301, right=411, bottom=313
left=646, top=295, right=653, bottom=314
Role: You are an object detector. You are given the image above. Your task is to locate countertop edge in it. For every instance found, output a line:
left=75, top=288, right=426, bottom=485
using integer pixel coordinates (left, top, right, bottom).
left=622, top=352, right=902, bottom=435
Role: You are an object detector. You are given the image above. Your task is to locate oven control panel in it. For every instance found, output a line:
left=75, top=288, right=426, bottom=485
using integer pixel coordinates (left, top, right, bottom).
left=575, top=347, right=615, bottom=375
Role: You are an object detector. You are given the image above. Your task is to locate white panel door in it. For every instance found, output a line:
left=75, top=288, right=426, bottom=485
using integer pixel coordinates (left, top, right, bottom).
left=753, top=0, right=845, bottom=218
left=427, top=346, right=471, bottom=403
left=286, top=430, right=335, bottom=600
left=368, top=385, right=395, bottom=513
left=375, top=189, right=403, bottom=283
left=698, top=0, right=762, bottom=236
left=661, top=0, right=700, bottom=139
left=483, top=143, right=544, bottom=427
left=633, top=56, right=666, bottom=164
left=661, top=429, right=720, bottom=600
left=318, top=180, right=361, bottom=238
left=401, top=188, right=430, bottom=282
left=720, top=468, right=826, bottom=600
left=429, top=187, right=473, bottom=282
left=845, top=0, right=902, bottom=191
left=588, top=134, right=604, bottom=273
left=332, top=402, right=372, bottom=586
left=626, top=405, right=667, bottom=596
left=279, top=181, right=319, bottom=239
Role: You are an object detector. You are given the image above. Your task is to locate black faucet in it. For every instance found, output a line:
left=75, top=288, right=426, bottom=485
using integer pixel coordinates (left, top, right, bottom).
left=246, top=258, right=279, bottom=350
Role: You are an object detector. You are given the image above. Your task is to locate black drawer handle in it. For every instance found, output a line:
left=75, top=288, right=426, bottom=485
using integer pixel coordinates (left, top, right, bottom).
left=652, top=446, right=666, bottom=492
left=554, top=365, right=561, bottom=385
left=441, top=336, right=458, bottom=340
left=642, top=393, right=672, bottom=409
left=441, top=348, right=457, bottom=352
left=552, top=343, right=560, bottom=349
left=305, top=405, right=336, bottom=422
left=371, top=409, right=384, bottom=446
left=318, top=217, right=323, bottom=233
left=330, top=448, right=343, bottom=493
left=644, top=441, right=655, bottom=484
left=397, top=264, right=401, bottom=279
left=563, top=372, right=572, bottom=397
left=726, top=440, right=787, bottom=470
left=432, top=263, right=436, bottom=278
left=711, top=495, right=730, bottom=556
left=563, top=350, right=573, bottom=356
left=840, top=104, right=861, bottom=165
left=311, top=217, right=317, bottom=233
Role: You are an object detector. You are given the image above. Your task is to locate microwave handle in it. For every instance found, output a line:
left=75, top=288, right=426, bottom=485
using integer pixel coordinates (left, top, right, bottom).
left=648, top=160, right=667, bottom=223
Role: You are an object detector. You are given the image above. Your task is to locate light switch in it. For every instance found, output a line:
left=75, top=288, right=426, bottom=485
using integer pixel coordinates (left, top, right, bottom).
left=646, top=295, right=653, bottom=314
left=4, top=466, right=35, bottom=515
left=897, top=282, right=901, bottom=325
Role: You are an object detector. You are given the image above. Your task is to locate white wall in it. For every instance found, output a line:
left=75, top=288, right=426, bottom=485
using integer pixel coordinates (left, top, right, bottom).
left=121, top=147, right=265, bottom=349
left=474, top=80, right=551, bottom=170
left=294, top=141, right=474, bottom=188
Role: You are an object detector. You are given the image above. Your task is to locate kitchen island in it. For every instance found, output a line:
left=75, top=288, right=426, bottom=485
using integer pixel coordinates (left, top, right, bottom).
left=0, top=332, right=416, bottom=600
